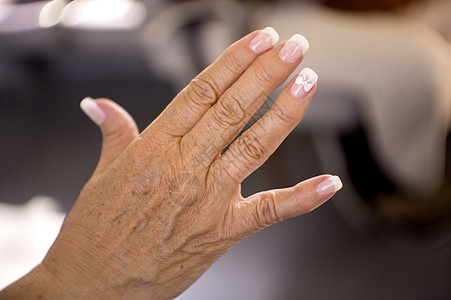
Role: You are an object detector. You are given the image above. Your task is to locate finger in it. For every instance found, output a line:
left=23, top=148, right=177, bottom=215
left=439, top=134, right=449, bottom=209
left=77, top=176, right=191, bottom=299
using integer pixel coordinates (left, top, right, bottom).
left=214, top=68, right=318, bottom=184
left=182, top=34, right=310, bottom=164
left=80, top=97, right=139, bottom=175
left=231, top=175, right=343, bottom=238
left=143, top=27, right=279, bottom=139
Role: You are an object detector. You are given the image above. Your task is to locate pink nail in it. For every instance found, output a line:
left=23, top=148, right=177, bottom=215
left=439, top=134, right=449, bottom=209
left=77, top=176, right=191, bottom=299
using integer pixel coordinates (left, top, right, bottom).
left=290, top=68, right=318, bottom=98
left=316, top=176, right=343, bottom=197
left=249, top=27, right=279, bottom=54
left=80, top=97, right=105, bottom=126
left=279, top=34, right=309, bottom=64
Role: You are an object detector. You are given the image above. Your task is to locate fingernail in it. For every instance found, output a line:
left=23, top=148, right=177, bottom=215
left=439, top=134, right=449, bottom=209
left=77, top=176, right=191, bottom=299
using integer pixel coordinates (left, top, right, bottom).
left=291, top=67, right=318, bottom=98
left=279, top=34, right=309, bottom=64
left=249, top=27, right=279, bottom=54
left=316, top=175, right=343, bottom=197
left=80, top=97, right=105, bottom=126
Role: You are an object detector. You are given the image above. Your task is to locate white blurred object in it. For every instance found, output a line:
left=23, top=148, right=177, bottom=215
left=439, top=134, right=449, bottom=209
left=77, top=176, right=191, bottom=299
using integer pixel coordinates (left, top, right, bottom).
left=0, top=0, right=13, bottom=23
left=61, top=0, right=147, bottom=30
left=38, top=0, right=66, bottom=28
left=141, top=0, right=246, bottom=90
left=0, top=196, right=65, bottom=289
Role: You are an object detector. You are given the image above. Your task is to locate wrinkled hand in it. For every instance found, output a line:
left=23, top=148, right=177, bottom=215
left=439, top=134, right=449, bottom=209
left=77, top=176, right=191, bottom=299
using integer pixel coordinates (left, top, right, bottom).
left=2, top=28, right=342, bottom=299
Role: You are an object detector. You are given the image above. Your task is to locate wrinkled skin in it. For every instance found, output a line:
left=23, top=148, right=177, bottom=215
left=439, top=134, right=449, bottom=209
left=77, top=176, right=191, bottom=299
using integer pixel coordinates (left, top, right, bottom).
left=1, top=30, right=339, bottom=299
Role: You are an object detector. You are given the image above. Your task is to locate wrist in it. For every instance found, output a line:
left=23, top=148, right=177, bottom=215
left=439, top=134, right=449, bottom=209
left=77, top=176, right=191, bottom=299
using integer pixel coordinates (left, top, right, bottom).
left=0, top=263, right=63, bottom=299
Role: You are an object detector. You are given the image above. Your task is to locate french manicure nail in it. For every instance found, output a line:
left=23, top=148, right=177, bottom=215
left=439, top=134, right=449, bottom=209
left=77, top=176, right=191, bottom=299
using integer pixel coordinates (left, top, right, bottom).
left=291, top=67, right=318, bottom=98
left=80, top=97, right=105, bottom=126
left=249, top=27, right=279, bottom=54
left=279, top=34, right=309, bottom=64
left=316, top=175, right=343, bottom=197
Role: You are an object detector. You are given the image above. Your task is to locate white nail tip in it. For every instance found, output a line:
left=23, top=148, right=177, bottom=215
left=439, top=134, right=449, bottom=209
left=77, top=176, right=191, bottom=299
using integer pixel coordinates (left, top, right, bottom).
left=80, top=97, right=105, bottom=126
left=261, top=27, right=279, bottom=45
left=250, top=27, right=280, bottom=54
left=329, top=176, right=343, bottom=193
left=316, top=175, right=343, bottom=197
left=295, top=67, right=318, bottom=93
left=288, top=34, right=310, bottom=54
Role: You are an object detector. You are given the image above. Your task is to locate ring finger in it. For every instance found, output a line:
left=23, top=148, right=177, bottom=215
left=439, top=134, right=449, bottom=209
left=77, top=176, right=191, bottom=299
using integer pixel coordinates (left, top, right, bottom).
left=211, top=67, right=319, bottom=185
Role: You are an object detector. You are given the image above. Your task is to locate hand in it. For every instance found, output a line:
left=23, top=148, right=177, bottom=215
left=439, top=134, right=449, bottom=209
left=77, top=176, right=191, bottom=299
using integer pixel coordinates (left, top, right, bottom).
left=1, top=27, right=342, bottom=299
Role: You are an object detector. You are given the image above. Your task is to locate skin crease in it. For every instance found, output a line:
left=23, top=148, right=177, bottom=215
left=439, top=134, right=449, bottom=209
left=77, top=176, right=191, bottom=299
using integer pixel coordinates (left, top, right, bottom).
left=0, top=29, right=340, bottom=299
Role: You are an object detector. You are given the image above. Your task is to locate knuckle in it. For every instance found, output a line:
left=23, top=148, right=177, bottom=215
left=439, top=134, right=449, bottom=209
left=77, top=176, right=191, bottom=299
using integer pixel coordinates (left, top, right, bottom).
left=222, top=49, right=248, bottom=76
left=213, top=95, right=245, bottom=126
left=254, top=62, right=277, bottom=87
left=186, top=77, right=218, bottom=107
left=255, top=192, right=281, bottom=228
left=236, top=131, right=265, bottom=162
left=102, top=127, right=126, bottom=144
left=271, top=104, right=297, bottom=127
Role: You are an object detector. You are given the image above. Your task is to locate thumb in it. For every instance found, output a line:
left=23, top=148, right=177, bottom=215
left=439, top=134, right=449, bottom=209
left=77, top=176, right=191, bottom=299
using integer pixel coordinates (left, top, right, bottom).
left=233, top=175, right=343, bottom=238
left=80, top=97, right=139, bottom=175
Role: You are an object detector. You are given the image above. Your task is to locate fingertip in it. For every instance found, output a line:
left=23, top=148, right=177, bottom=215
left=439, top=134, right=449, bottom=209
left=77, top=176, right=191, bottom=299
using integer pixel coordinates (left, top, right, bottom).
left=290, top=67, right=319, bottom=98
left=249, top=26, right=280, bottom=54
left=263, top=27, right=280, bottom=45
left=315, top=175, right=343, bottom=198
left=80, top=97, right=106, bottom=126
left=290, top=34, right=310, bottom=55
left=279, top=33, right=310, bottom=64
left=287, top=174, right=342, bottom=216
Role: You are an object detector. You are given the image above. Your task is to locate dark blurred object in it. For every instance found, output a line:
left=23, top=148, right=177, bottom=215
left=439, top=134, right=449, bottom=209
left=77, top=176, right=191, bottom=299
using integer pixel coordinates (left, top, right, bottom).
left=374, top=132, right=451, bottom=228
left=322, top=0, right=421, bottom=11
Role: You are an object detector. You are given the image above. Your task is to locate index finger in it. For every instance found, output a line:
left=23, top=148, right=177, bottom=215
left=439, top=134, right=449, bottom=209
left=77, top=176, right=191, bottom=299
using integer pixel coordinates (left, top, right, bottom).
left=143, top=27, right=279, bottom=138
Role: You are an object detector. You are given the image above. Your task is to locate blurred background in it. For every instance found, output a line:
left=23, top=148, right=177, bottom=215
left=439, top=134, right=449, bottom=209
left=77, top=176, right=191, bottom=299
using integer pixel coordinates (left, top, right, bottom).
left=0, top=0, right=451, bottom=298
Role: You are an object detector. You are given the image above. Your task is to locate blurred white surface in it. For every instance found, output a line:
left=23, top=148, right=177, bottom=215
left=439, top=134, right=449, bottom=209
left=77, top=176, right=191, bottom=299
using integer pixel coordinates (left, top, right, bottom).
left=61, top=0, right=147, bottom=30
left=0, top=196, right=64, bottom=289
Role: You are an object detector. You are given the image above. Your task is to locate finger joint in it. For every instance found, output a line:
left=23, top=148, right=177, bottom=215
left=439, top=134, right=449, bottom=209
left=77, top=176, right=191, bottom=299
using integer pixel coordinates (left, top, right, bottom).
left=255, top=192, right=281, bottom=228
left=271, top=104, right=297, bottom=127
left=213, top=95, right=245, bottom=127
left=222, top=49, right=248, bottom=77
left=254, top=62, right=277, bottom=88
left=186, top=77, right=219, bottom=108
left=236, top=131, right=265, bottom=163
